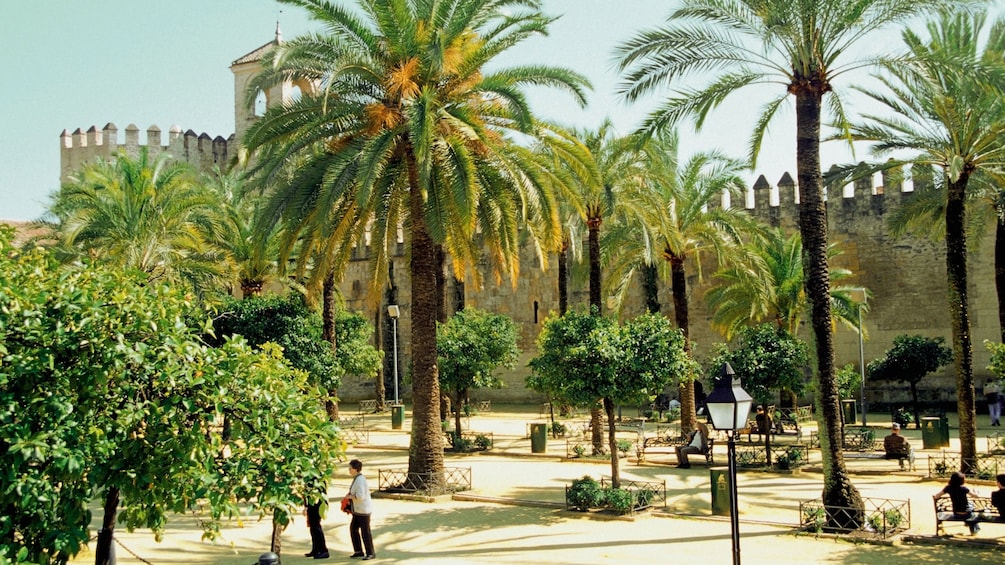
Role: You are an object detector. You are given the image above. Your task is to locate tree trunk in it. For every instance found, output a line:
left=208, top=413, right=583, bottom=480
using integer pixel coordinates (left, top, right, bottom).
left=406, top=155, right=444, bottom=487
left=379, top=266, right=397, bottom=411
left=996, top=218, right=1005, bottom=343
left=270, top=509, right=284, bottom=555
left=910, top=381, right=921, bottom=432
left=761, top=403, right=774, bottom=467
left=669, top=253, right=696, bottom=434
left=435, top=244, right=448, bottom=323
left=793, top=85, right=862, bottom=525
left=946, top=173, right=978, bottom=474
left=323, top=271, right=340, bottom=418
left=93, top=487, right=119, bottom=565
left=643, top=262, right=661, bottom=313
left=588, top=218, right=604, bottom=452
left=454, top=388, right=464, bottom=441
left=604, top=397, right=620, bottom=488
left=558, top=239, right=569, bottom=315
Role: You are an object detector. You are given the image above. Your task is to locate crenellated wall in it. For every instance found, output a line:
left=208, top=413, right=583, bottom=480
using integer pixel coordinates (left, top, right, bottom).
left=60, top=123, right=234, bottom=183
left=336, top=166, right=998, bottom=410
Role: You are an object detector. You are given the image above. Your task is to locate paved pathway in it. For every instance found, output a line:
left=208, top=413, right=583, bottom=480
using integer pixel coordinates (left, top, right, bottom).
left=69, top=405, right=1003, bottom=564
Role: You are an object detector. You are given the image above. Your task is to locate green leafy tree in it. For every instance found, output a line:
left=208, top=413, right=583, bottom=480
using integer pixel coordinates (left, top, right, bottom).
left=241, top=0, right=588, bottom=486
left=841, top=11, right=1005, bottom=473
left=0, top=228, right=342, bottom=564
left=529, top=311, right=691, bottom=487
left=868, top=335, right=953, bottom=430
left=437, top=309, right=519, bottom=439
left=615, top=0, right=954, bottom=515
left=709, top=324, right=809, bottom=465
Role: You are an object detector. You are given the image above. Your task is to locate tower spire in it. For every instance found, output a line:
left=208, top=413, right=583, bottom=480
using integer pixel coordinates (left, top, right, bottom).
left=275, top=20, right=282, bottom=43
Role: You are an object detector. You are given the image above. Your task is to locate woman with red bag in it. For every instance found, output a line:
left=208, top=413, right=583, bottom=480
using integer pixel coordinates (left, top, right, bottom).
left=344, top=459, right=375, bottom=560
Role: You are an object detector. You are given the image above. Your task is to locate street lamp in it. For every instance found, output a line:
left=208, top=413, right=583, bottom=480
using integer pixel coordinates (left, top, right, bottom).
left=704, top=363, right=753, bottom=565
left=849, top=287, right=869, bottom=425
left=387, top=304, right=400, bottom=405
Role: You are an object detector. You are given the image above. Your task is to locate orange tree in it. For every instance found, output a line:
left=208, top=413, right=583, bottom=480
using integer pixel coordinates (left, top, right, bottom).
left=529, top=311, right=692, bottom=487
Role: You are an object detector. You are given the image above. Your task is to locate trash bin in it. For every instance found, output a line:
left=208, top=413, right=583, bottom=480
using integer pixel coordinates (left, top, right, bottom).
left=921, top=416, right=941, bottom=449
left=391, top=404, right=404, bottom=430
left=710, top=466, right=731, bottom=516
left=530, top=423, right=548, bottom=453
left=257, top=552, right=280, bottom=565
left=842, top=399, right=857, bottom=425
left=938, top=414, right=951, bottom=448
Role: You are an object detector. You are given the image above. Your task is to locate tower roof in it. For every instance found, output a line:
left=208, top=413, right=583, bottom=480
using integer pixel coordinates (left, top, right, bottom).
left=231, top=23, right=282, bottom=67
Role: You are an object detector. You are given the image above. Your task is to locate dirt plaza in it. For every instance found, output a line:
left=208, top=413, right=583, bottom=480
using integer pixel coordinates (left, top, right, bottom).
left=69, top=404, right=1004, bottom=564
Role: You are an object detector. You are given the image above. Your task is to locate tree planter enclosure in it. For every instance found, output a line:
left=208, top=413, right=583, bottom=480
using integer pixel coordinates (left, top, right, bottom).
left=564, top=476, right=666, bottom=515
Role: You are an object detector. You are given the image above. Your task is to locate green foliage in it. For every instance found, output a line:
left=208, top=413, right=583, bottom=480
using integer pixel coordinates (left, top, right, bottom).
left=635, top=488, right=658, bottom=508
left=438, top=308, right=519, bottom=396
left=616, top=439, right=634, bottom=458
left=603, top=487, right=634, bottom=513
left=985, top=341, right=1005, bottom=380
left=0, top=231, right=342, bottom=563
left=474, top=434, right=492, bottom=450
left=550, top=421, right=567, bottom=437
left=207, top=294, right=380, bottom=391
left=868, top=335, right=953, bottom=386
left=567, top=476, right=604, bottom=511
left=529, top=311, right=692, bottom=410
left=709, top=324, right=809, bottom=406
left=836, top=364, right=862, bottom=401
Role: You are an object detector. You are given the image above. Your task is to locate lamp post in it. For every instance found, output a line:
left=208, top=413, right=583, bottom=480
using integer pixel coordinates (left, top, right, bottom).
left=705, top=363, right=753, bottom=565
left=849, top=287, right=868, bottom=425
left=387, top=305, right=400, bottom=405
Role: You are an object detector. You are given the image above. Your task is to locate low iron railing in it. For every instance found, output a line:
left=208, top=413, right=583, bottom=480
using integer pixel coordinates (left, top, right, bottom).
left=377, top=467, right=472, bottom=496
left=798, top=497, right=910, bottom=539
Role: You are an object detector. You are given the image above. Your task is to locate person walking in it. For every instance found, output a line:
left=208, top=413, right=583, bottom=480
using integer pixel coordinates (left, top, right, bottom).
left=344, top=459, right=375, bottom=560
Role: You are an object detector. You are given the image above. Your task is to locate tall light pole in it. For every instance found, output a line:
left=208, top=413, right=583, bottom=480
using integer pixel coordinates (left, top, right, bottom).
left=850, top=288, right=869, bottom=425
left=387, top=304, right=400, bottom=404
left=705, top=363, right=753, bottom=565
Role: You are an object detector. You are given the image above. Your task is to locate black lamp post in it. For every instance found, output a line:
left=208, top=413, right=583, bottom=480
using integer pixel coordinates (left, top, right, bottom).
left=704, top=363, right=753, bottom=565
left=387, top=304, right=400, bottom=404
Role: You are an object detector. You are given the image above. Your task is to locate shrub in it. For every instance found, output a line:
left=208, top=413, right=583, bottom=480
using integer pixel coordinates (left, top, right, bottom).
left=616, top=439, right=634, bottom=458
left=604, top=487, right=634, bottom=513
left=551, top=421, right=567, bottom=436
left=635, top=488, right=657, bottom=508
left=567, top=476, right=603, bottom=511
left=572, top=444, right=587, bottom=458
left=474, top=434, right=492, bottom=450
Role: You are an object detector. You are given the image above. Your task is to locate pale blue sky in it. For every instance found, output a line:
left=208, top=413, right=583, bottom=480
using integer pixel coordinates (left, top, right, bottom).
left=0, top=0, right=883, bottom=222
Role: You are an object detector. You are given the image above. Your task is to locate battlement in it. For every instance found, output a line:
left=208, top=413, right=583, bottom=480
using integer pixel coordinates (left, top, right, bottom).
left=59, top=123, right=235, bottom=184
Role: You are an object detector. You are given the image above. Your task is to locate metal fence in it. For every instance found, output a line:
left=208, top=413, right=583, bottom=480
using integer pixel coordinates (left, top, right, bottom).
left=927, top=450, right=1005, bottom=481
left=798, top=497, right=911, bottom=539
left=377, top=466, right=472, bottom=496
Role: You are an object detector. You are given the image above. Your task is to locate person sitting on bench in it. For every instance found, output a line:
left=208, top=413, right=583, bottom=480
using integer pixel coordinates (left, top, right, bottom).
left=675, top=422, right=709, bottom=469
left=935, top=471, right=982, bottom=534
left=883, top=423, right=915, bottom=469
left=992, top=474, right=1005, bottom=519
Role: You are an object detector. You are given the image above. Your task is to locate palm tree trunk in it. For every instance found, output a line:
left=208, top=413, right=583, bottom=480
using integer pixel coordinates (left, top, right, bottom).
left=407, top=156, right=445, bottom=487
left=794, top=86, right=862, bottom=525
left=435, top=244, right=448, bottom=323
left=947, top=173, right=978, bottom=474
left=995, top=218, right=1005, bottom=343
left=669, top=254, right=696, bottom=434
left=323, top=271, right=340, bottom=418
left=643, top=262, right=660, bottom=313
left=93, top=487, right=119, bottom=565
left=588, top=218, right=604, bottom=452
left=604, top=397, right=620, bottom=488
left=558, top=239, right=570, bottom=315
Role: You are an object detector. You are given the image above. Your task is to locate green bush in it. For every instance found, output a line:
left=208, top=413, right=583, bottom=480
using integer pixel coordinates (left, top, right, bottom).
left=567, top=476, right=603, bottom=511
left=635, top=488, right=657, bottom=508
left=474, top=434, right=492, bottom=450
left=604, top=487, right=634, bottom=513
left=550, top=421, right=567, bottom=436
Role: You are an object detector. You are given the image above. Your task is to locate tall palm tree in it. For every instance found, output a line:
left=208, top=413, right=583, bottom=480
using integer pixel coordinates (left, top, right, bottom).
left=843, top=12, right=1005, bottom=473
left=642, top=131, right=750, bottom=433
left=241, top=0, right=588, bottom=484
left=45, top=148, right=224, bottom=295
left=615, top=0, right=952, bottom=516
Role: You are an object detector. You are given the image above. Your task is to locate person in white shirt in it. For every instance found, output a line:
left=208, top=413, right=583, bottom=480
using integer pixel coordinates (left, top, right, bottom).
left=985, top=378, right=1002, bottom=426
left=345, top=459, right=375, bottom=560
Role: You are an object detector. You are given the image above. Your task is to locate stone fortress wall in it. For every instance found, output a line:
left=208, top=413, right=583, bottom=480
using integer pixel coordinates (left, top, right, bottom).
left=60, top=123, right=233, bottom=185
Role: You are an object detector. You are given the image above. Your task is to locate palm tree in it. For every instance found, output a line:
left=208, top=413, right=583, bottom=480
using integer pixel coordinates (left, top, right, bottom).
left=241, top=0, right=588, bottom=484
left=641, top=131, right=750, bottom=433
left=706, top=228, right=863, bottom=340
left=45, top=148, right=224, bottom=295
left=842, top=12, right=1005, bottom=473
left=615, top=0, right=952, bottom=517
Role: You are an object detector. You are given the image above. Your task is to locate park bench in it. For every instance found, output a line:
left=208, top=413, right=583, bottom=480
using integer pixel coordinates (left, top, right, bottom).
left=843, top=449, right=915, bottom=471
left=935, top=496, right=1004, bottom=535
left=642, top=431, right=715, bottom=467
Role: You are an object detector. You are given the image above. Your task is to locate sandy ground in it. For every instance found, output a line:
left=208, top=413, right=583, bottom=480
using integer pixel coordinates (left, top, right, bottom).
left=67, top=405, right=1005, bottom=564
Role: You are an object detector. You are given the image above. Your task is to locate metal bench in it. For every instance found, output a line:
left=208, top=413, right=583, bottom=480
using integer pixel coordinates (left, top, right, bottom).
left=935, top=496, right=1003, bottom=535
